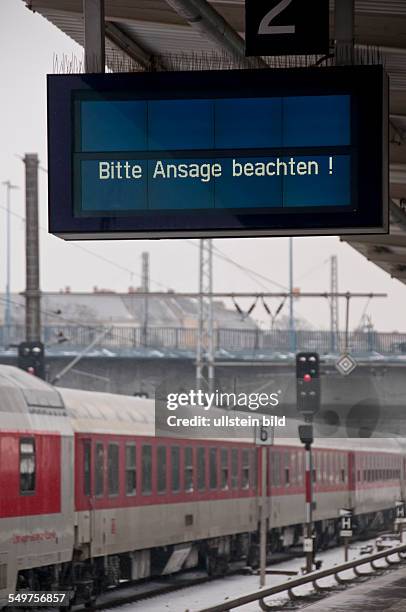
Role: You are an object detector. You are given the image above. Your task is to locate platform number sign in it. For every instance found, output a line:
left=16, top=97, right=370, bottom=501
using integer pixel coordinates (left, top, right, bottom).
left=340, top=508, right=353, bottom=537
left=245, top=0, right=330, bottom=57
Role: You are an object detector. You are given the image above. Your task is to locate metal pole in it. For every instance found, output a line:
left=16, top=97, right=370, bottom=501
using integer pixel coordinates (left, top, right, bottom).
left=196, top=239, right=205, bottom=390
left=196, top=239, right=215, bottom=392
left=289, top=238, right=296, bottom=353
left=2, top=181, right=18, bottom=347
left=330, top=256, right=339, bottom=353
left=344, top=537, right=349, bottom=562
left=51, top=327, right=112, bottom=384
left=335, top=0, right=355, bottom=65
left=141, top=251, right=149, bottom=347
left=344, top=293, right=351, bottom=354
left=305, top=444, right=313, bottom=573
left=83, top=0, right=105, bottom=73
left=23, top=155, right=41, bottom=343
left=259, top=445, right=267, bottom=587
left=207, top=239, right=215, bottom=395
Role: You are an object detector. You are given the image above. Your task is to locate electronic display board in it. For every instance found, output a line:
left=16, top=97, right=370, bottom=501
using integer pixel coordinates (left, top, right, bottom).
left=47, top=66, right=388, bottom=239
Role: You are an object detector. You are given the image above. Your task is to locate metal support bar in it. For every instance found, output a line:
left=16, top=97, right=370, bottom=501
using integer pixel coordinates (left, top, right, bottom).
left=105, top=22, right=163, bottom=70
left=83, top=0, right=105, bottom=72
left=353, top=565, right=373, bottom=577
left=165, top=0, right=265, bottom=67
left=312, top=579, right=332, bottom=593
left=334, top=571, right=352, bottom=585
left=51, top=327, right=112, bottom=384
left=334, top=0, right=355, bottom=65
left=370, top=559, right=385, bottom=571
left=104, top=291, right=387, bottom=299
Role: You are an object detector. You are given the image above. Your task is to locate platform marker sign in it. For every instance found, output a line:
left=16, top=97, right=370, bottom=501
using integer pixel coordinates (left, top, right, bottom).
left=336, top=354, right=357, bottom=377
left=245, top=0, right=330, bottom=57
left=340, top=508, right=353, bottom=538
left=47, top=66, right=388, bottom=240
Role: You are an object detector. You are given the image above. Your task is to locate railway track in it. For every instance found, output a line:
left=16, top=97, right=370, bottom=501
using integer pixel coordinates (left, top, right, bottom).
left=75, top=533, right=391, bottom=612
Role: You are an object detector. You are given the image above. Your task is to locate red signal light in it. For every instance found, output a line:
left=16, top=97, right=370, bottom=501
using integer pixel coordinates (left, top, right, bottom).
left=303, top=374, right=312, bottom=382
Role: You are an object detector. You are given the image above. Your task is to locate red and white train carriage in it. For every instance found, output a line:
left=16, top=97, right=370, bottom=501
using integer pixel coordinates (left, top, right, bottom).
left=0, top=365, right=405, bottom=606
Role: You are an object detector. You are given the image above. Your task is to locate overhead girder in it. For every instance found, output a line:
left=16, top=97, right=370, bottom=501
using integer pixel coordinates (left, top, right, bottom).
left=163, top=0, right=266, bottom=67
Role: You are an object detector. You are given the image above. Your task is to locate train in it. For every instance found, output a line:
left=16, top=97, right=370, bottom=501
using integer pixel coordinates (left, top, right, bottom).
left=0, top=365, right=405, bottom=606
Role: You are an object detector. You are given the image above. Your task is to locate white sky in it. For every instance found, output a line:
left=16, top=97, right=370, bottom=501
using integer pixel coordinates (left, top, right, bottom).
left=1, top=0, right=405, bottom=332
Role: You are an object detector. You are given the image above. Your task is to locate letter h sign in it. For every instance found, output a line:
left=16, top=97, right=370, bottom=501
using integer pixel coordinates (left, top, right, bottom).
left=341, top=516, right=352, bottom=531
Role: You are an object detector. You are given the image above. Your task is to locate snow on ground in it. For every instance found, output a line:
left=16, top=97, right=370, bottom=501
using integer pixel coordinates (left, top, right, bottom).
left=108, top=538, right=392, bottom=612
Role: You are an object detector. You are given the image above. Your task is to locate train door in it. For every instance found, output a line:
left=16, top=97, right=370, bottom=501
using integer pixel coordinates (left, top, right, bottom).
left=91, top=441, right=108, bottom=557
left=76, top=439, right=92, bottom=546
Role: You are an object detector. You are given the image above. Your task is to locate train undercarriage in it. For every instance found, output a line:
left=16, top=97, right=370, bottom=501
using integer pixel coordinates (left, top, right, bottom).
left=14, top=507, right=397, bottom=607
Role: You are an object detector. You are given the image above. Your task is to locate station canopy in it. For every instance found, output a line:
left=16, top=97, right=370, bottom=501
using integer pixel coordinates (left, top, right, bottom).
left=24, top=0, right=406, bottom=281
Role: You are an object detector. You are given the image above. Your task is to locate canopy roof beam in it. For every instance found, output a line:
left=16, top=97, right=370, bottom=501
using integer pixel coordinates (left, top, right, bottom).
left=164, top=0, right=265, bottom=67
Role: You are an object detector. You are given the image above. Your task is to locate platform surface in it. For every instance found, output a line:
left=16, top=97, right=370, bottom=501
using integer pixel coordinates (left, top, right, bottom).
left=302, top=568, right=406, bottom=611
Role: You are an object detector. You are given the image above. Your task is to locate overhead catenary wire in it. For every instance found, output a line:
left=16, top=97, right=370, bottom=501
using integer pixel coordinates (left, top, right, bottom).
left=0, top=202, right=170, bottom=291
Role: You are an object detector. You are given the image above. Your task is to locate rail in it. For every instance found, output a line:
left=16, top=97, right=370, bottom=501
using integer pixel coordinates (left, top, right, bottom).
left=2, top=325, right=406, bottom=355
left=197, top=543, right=406, bottom=611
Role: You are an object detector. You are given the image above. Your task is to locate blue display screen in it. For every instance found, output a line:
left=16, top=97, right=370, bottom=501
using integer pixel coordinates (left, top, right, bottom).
left=73, top=95, right=352, bottom=215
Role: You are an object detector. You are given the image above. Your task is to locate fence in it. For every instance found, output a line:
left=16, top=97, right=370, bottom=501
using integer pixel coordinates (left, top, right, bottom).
left=1, top=325, right=406, bottom=354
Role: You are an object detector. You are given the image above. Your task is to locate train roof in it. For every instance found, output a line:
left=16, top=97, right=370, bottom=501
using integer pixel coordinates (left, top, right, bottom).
left=59, top=386, right=154, bottom=436
left=0, top=365, right=65, bottom=415
left=0, top=367, right=403, bottom=454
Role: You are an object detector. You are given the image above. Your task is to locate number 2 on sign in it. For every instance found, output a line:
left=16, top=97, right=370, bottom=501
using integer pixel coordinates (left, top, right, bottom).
left=258, top=0, right=295, bottom=35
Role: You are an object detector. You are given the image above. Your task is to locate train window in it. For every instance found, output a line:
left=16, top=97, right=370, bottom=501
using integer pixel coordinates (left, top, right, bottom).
left=171, top=446, right=180, bottom=492
left=20, top=437, right=36, bottom=494
left=197, top=447, right=206, bottom=491
left=297, top=452, right=303, bottom=486
left=95, top=443, right=104, bottom=497
left=291, top=453, right=296, bottom=486
left=83, top=440, right=91, bottom=496
left=210, top=448, right=218, bottom=489
left=142, top=445, right=152, bottom=494
left=221, top=448, right=229, bottom=490
left=184, top=447, right=194, bottom=492
left=231, top=449, right=238, bottom=489
left=284, top=452, right=290, bottom=487
left=315, top=452, right=321, bottom=482
left=272, top=451, right=280, bottom=487
left=125, top=444, right=136, bottom=495
left=241, top=449, right=250, bottom=489
left=108, top=443, right=119, bottom=496
left=157, top=446, right=167, bottom=493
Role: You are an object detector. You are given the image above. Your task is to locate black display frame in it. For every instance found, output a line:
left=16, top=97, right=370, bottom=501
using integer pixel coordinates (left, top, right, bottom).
left=47, top=65, right=388, bottom=240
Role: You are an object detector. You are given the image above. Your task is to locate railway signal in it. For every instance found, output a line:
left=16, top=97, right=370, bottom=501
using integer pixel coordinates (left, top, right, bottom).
left=18, top=341, right=45, bottom=379
left=296, top=352, right=321, bottom=417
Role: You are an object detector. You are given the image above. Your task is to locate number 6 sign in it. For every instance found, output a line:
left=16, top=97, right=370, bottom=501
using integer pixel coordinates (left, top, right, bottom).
left=245, top=0, right=330, bottom=57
